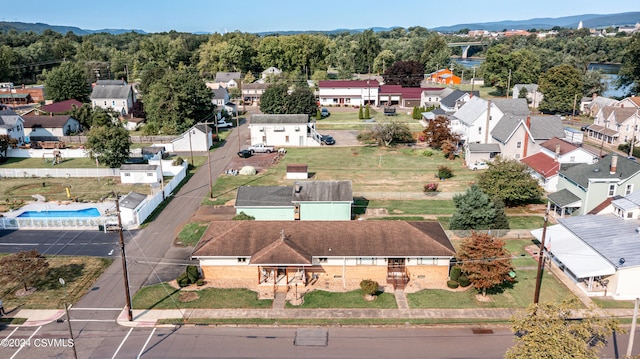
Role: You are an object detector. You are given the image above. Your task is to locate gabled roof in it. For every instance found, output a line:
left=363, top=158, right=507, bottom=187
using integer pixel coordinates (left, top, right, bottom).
left=119, top=192, right=148, bottom=210
left=440, top=90, right=467, bottom=108
left=242, top=83, right=270, bottom=90
left=378, top=85, right=423, bottom=99
left=540, top=137, right=580, bottom=156
left=612, top=191, right=640, bottom=211
left=90, top=81, right=132, bottom=100
left=451, top=96, right=490, bottom=126
left=214, top=72, right=241, bottom=83
left=318, top=80, right=380, bottom=88
left=491, top=98, right=530, bottom=116
left=547, top=189, right=582, bottom=207
left=23, top=115, right=76, bottom=128
left=559, top=154, right=640, bottom=188
left=558, top=214, right=640, bottom=269
left=211, top=88, right=228, bottom=99
left=600, top=106, right=637, bottom=126
left=513, top=84, right=538, bottom=92
left=250, top=114, right=308, bottom=124
left=192, top=221, right=456, bottom=261
left=235, top=186, right=293, bottom=207
left=250, top=232, right=312, bottom=265
left=0, top=109, right=23, bottom=128
left=521, top=152, right=561, bottom=178
left=491, top=114, right=528, bottom=143
left=292, top=180, right=352, bottom=202
left=588, top=96, right=618, bottom=109
left=41, top=99, right=83, bottom=114
left=529, top=116, right=566, bottom=140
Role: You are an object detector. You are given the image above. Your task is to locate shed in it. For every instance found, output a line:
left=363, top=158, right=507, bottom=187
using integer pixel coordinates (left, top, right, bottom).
left=118, top=192, right=148, bottom=226
left=119, top=164, right=161, bottom=184
left=286, top=164, right=308, bottom=179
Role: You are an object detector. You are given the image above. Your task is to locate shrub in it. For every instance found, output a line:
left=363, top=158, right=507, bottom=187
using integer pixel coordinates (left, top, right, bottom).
left=177, top=272, right=190, bottom=287
left=196, top=279, right=205, bottom=286
left=458, top=275, right=471, bottom=287
left=423, top=183, right=438, bottom=192
left=186, top=265, right=200, bottom=283
left=233, top=212, right=255, bottom=220
left=447, top=280, right=460, bottom=289
left=422, top=150, right=433, bottom=157
left=437, top=166, right=453, bottom=179
left=450, top=266, right=462, bottom=281
left=360, top=279, right=379, bottom=296
left=172, top=156, right=185, bottom=166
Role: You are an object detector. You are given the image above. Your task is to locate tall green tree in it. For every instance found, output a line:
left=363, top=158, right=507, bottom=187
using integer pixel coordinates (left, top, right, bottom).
left=0, top=45, right=16, bottom=81
left=477, top=158, right=543, bottom=207
left=143, top=67, right=213, bottom=135
left=259, top=82, right=290, bottom=114
left=354, top=30, right=381, bottom=74
left=538, top=64, right=584, bottom=114
left=449, top=185, right=509, bottom=230
left=506, top=299, right=620, bottom=359
left=259, top=82, right=317, bottom=115
left=44, top=62, right=91, bottom=102
left=618, top=32, right=640, bottom=96
left=457, top=232, right=514, bottom=296
left=85, top=125, right=132, bottom=168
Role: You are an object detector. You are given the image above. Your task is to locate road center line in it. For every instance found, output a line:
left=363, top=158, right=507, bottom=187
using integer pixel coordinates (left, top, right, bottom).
left=10, top=326, right=41, bottom=359
left=111, top=327, right=133, bottom=359
left=136, top=328, right=156, bottom=359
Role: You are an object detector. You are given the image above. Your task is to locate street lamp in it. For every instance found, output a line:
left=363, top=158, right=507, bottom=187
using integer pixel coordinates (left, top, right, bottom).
left=59, top=278, right=78, bottom=359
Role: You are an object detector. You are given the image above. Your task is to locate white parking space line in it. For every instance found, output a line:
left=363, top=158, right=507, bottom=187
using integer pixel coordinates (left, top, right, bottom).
left=137, top=328, right=156, bottom=359
left=111, top=327, right=133, bottom=359
left=2, top=327, right=19, bottom=340
left=10, top=326, right=41, bottom=359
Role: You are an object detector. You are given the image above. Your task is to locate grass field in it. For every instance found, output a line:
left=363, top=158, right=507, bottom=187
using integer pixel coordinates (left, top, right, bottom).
left=407, top=269, right=576, bottom=309
left=1, top=256, right=113, bottom=310
left=287, top=289, right=397, bottom=309
left=315, top=107, right=424, bottom=131
left=132, top=283, right=273, bottom=309
left=176, top=222, right=209, bottom=246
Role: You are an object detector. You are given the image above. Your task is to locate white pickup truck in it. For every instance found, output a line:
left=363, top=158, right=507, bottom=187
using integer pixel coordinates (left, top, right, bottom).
left=247, top=143, right=275, bottom=154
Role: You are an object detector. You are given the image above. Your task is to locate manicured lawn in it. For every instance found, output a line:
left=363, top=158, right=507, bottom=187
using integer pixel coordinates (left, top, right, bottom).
left=288, top=289, right=397, bottom=309
left=132, top=283, right=273, bottom=309
left=1, top=256, right=113, bottom=310
left=367, top=199, right=456, bottom=215
left=367, top=216, right=428, bottom=221
left=592, top=298, right=638, bottom=309
left=176, top=222, right=209, bottom=246
left=438, top=216, right=544, bottom=231
left=407, top=269, right=577, bottom=309
left=158, top=317, right=509, bottom=326
left=450, top=238, right=538, bottom=267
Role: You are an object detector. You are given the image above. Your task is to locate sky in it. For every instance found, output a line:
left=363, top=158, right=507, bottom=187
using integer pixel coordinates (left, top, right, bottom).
left=3, top=0, right=639, bottom=34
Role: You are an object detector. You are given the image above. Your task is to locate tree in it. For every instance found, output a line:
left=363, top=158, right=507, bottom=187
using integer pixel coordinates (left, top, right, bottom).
left=0, top=134, right=18, bottom=161
left=143, top=67, right=214, bottom=135
left=382, top=61, right=425, bottom=87
left=287, top=85, right=317, bottom=115
left=422, top=116, right=460, bottom=150
left=505, top=299, right=620, bottom=359
left=259, top=82, right=317, bottom=115
left=44, top=62, right=91, bottom=102
left=449, top=185, right=509, bottom=230
left=372, top=49, right=395, bottom=74
left=619, top=33, right=640, bottom=96
left=354, top=30, right=381, bottom=74
left=364, top=121, right=413, bottom=147
left=0, top=249, right=49, bottom=291
left=477, top=158, right=543, bottom=207
left=538, top=64, right=584, bottom=114
left=85, top=125, right=132, bottom=168
left=457, top=232, right=514, bottom=296
left=259, top=82, right=289, bottom=114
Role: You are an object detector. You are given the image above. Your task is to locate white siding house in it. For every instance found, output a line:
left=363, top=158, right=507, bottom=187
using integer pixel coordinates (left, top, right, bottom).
left=249, top=114, right=320, bottom=147
left=318, top=80, right=379, bottom=107
left=90, top=80, right=136, bottom=115
left=0, top=109, right=25, bottom=146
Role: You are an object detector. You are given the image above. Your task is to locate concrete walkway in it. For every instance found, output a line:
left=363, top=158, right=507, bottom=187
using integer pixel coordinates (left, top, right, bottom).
left=395, top=289, right=409, bottom=310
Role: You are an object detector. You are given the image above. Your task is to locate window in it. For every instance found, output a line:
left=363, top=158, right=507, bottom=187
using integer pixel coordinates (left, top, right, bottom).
left=104, top=101, right=107, bottom=106
left=357, top=258, right=376, bottom=265
left=608, top=184, right=615, bottom=197
left=516, top=141, right=522, bottom=149
left=262, top=135, right=266, bottom=142
left=627, top=211, right=634, bottom=219
left=318, top=258, right=328, bottom=263
left=124, top=173, right=131, bottom=177
left=285, top=135, right=289, bottom=143
left=112, top=101, right=115, bottom=106
left=147, top=172, right=153, bottom=176
left=237, top=258, right=246, bottom=263
left=478, top=127, right=482, bottom=134
left=417, top=257, right=437, bottom=265
left=570, top=156, right=575, bottom=162
left=515, top=154, right=521, bottom=159
left=626, top=184, right=634, bottom=196
left=274, top=127, right=285, bottom=132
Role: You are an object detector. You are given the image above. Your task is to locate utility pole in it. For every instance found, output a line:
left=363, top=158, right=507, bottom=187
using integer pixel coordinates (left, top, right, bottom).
left=599, top=120, right=610, bottom=158
left=506, top=69, right=511, bottom=98
left=627, top=297, right=639, bottom=357
left=114, top=193, right=133, bottom=321
left=533, top=211, right=549, bottom=305
left=188, top=127, right=194, bottom=166
left=58, top=278, right=78, bottom=359
left=206, top=124, right=213, bottom=199
left=630, top=110, right=639, bottom=158
left=471, top=66, right=476, bottom=94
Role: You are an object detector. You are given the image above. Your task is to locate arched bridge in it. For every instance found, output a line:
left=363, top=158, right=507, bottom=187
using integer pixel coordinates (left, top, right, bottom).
left=447, top=41, right=485, bottom=59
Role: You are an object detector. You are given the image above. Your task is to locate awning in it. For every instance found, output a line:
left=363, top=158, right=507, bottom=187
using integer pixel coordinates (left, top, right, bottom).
left=547, top=189, right=582, bottom=208
left=531, top=225, right=615, bottom=278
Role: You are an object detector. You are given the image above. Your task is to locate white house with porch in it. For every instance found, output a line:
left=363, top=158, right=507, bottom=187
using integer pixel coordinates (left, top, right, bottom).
left=318, top=80, right=379, bottom=107
left=249, top=114, right=321, bottom=147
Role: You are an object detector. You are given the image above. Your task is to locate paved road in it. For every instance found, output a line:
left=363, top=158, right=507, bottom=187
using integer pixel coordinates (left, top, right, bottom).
left=0, top=229, right=126, bottom=257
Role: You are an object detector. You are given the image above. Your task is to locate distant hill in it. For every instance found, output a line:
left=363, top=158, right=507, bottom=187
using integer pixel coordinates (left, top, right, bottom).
left=0, top=21, right=146, bottom=35
left=1, top=12, right=638, bottom=36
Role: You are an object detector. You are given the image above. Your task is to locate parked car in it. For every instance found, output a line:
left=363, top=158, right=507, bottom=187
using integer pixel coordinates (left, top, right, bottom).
left=237, top=149, right=252, bottom=158
left=581, top=125, right=590, bottom=131
left=321, top=135, right=335, bottom=145
left=470, top=161, right=488, bottom=171
left=217, top=119, right=233, bottom=128
left=321, top=108, right=330, bottom=117
left=247, top=143, right=275, bottom=153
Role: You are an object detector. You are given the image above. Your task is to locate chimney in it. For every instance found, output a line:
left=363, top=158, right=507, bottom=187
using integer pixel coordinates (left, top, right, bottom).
left=555, top=143, right=561, bottom=162
left=610, top=154, right=618, bottom=174
left=280, top=229, right=286, bottom=241
left=592, top=93, right=598, bottom=100
left=294, top=184, right=301, bottom=193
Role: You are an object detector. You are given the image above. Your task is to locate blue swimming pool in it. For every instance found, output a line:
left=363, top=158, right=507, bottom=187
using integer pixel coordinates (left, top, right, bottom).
left=18, top=208, right=101, bottom=218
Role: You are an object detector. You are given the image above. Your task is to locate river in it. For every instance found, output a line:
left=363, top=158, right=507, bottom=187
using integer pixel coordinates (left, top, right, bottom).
left=452, top=58, right=630, bottom=98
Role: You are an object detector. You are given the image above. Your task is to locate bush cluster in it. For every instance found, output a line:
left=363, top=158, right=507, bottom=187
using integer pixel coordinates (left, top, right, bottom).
left=423, top=183, right=439, bottom=192
left=437, top=166, right=453, bottom=179
left=447, top=266, right=471, bottom=288
left=177, top=265, right=201, bottom=287
left=360, top=279, right=379, bottom=296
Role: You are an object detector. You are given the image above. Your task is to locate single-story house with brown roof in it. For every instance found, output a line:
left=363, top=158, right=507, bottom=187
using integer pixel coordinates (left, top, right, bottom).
left=22, top=114, right=81, bottom=138
left=191, top=221, right=456, bottom=291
